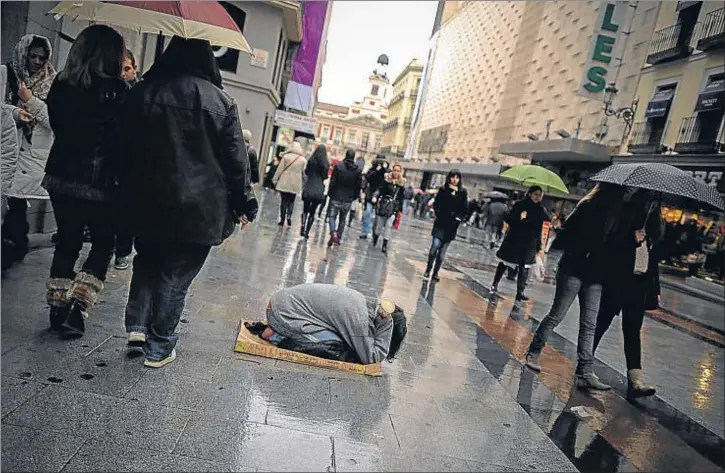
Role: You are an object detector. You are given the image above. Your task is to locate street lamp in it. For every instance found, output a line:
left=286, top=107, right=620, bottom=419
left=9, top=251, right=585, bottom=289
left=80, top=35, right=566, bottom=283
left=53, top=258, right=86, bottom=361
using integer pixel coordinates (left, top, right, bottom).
left=603, top=82, right=638, bottom=144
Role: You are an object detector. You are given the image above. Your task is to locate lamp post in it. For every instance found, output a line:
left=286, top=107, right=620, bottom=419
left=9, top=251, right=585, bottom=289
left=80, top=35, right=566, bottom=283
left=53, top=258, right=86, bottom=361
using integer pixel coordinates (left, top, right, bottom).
left=603, top=82, right=638, bottom=145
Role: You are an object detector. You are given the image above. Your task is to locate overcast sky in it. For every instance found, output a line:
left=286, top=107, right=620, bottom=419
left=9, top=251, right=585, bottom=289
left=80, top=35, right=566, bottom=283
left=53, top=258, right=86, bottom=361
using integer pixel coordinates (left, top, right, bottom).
left=317, top=1, right=438, bottom=106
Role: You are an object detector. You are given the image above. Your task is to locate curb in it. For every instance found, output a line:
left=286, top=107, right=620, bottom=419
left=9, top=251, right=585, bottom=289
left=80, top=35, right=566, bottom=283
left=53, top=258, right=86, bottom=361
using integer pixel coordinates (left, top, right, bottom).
left=660, top=279, right=724, bottom=305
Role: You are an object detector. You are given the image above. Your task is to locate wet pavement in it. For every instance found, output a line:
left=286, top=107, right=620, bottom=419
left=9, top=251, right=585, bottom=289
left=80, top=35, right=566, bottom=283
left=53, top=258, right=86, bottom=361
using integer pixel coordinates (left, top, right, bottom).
left=1, top=191, right=723, bottom=472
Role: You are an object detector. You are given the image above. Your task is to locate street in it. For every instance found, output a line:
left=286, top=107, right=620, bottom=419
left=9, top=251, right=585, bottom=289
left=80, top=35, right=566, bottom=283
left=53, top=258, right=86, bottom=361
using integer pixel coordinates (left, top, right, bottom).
left=1, top=192, right=722, bottom=472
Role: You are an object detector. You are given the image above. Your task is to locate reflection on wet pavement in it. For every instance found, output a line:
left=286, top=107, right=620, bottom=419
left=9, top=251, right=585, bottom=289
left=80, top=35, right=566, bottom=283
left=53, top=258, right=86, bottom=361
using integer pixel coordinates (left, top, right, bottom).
left=1, top=195, right=722, bottom=472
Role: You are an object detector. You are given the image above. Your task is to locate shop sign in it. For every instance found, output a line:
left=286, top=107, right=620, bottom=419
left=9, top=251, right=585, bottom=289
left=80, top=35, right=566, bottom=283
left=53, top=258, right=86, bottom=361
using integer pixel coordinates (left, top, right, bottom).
left=273, top=110, right=317, bottom=135
left=250, top=48, right=269, bottom=69
left=681, top=168, right=724, bottom=191
left=578, top=2, right=633, bottom=102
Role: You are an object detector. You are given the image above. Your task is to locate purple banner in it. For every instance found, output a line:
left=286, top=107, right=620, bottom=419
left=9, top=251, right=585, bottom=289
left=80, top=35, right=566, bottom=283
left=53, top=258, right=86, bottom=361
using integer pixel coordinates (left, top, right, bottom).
left=290, top=1, right=328, bottom=87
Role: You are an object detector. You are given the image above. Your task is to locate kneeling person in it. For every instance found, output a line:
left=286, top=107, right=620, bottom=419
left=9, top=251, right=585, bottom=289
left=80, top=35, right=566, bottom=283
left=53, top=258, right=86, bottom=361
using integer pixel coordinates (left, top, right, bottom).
left=247, top=284, right=407, bottom=364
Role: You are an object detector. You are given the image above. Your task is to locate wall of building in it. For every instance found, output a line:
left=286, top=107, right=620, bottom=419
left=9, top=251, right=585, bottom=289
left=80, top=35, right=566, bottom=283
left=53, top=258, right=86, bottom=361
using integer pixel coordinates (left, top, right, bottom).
left=382, top=61, right=422, bottom=156
left=411, top=1, right=660, bottom=165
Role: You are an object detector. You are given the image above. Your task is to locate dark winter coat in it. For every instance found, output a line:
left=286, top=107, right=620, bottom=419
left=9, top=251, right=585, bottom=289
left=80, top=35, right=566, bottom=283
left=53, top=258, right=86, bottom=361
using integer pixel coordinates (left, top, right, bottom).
left=42, top=76, right=129, bottom=201
left=364, top=166, right=387, bottom=203
left=246, top=144, right=260, bottom=184
left=374, top=173, right=406, bottom=214
left=302, top=149, right=329, bottom=201
left=432, top=185, right=469, bottom=242
left=328, top=157, right=362, bottom=203
left=496, top=198, right=549, bottom=265
left=121, top=38, right=257, bottom=246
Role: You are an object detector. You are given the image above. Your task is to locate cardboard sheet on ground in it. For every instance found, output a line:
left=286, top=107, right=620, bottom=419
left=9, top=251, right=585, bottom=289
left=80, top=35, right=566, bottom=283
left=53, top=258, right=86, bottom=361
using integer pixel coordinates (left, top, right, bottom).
left=235, top=319, right=383, bottom=377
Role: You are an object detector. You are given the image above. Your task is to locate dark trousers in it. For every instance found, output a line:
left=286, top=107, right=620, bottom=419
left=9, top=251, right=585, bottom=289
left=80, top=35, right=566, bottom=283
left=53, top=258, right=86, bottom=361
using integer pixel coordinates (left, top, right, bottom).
left=318, top=195, right=329, bottom=218
left=2, top=197, right=30, bottom=270
left=49, top=194, right=115, bottom=281
left=328, top=200, right=352, bottom=238
left=593, top=276, right=646, bottom=370
left=124, top=238, right=210, bottom=361
left=493, top=262, right=529, bottom=296
left=426, top=236, right=451, bottom=274
left=115, top=233, right=134, bottom=258
left=279, top=192, right=296, bottom=223
left=302, top=198, right=322, bottom=225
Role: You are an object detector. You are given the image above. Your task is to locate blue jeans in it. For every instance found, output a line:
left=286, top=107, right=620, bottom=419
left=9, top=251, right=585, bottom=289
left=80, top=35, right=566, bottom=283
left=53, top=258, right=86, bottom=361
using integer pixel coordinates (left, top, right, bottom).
left=402, top=199, right=410, bottom=216
left=426, top=236, right=451, bottom=272
left=124, top=238, right=211, bottom=361
left=360, top=202, right=374, bottom=236
left=328, top=200, right=352, bottom=238
left=528, top=271, right=602, bottom=376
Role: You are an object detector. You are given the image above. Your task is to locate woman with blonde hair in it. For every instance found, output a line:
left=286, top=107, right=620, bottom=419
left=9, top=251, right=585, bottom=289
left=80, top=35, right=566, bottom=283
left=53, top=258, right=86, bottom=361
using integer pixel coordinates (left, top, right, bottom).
left=372, top=163, right=406, bottom=254
left=273, top=141, right=307, bottom=227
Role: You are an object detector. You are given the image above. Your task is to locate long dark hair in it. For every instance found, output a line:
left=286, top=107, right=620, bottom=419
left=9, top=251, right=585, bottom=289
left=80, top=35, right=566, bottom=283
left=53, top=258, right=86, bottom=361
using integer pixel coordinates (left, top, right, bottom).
left=309, top=144, right=329, bottom=176
left=143, top=36, right=222, bottom=88
left=58, top=25, right=125, bottom=89
left=387, top=306, right=408, bottom=361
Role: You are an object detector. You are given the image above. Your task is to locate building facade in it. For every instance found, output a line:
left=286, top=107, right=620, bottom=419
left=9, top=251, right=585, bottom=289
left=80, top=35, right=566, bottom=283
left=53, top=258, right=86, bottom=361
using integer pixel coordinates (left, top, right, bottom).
left=617, top=1, right=724, bottom=193
left=407, top=1, right=662, bottom=196
left=381, top=59, right=424, bottom=160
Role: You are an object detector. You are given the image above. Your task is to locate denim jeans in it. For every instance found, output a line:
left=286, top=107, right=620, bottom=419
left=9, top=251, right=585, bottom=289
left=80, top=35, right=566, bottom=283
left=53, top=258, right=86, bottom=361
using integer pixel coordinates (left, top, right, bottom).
left=360, top=202, right=374, bottom=236
left=328, top=200, right=352, bottom=237
left=125, top=238, right=211, bottom=361
left=402, top=199, right=410, bottom=216
left=373, top=214, right=396, bottom=240
left=528, top=271, right=602, bottom=376
left=427, top=236, right=451, bottom=271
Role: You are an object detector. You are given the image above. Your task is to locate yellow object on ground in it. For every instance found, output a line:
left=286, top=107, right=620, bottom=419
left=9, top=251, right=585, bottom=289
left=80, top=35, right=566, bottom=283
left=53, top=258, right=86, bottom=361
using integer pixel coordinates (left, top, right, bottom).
left=235, top=319, right=383, bottom=377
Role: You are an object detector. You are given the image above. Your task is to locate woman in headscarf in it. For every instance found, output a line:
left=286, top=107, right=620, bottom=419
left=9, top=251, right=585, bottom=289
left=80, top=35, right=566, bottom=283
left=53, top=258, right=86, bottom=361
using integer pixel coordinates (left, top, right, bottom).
left=424, top=169, right=468, bottom=281
left=490, top=185, right=549, bottom=301
left=122, top=36, right=258, bottom=368
left=1, top=34, right=56, bottom=270
left=300, top=144, right=329, bottom=238
left=42, top=25, right=128, bottom=336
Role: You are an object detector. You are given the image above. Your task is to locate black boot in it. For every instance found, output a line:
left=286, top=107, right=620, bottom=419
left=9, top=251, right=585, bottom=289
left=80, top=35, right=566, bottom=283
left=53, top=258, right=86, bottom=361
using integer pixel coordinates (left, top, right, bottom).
left=424, top=255, right=434, bottom=279
left=46, top=277, right=73, bottom=332
left=304, top=214, right=315, bottom=238
left=381, top=239, right=388, bottom=254
left=48, top=306, right=69, bottom=333
left=61, top=300, right=86, bottom=338
left=372, top=234, right=379, bottom=247
left=491, top=263, right=506, bottom=293
left=300, top=213, right=308, bottom=237
left=431, top=257, right=442, bottom=282
left=516, top=267, right=530, bottom=301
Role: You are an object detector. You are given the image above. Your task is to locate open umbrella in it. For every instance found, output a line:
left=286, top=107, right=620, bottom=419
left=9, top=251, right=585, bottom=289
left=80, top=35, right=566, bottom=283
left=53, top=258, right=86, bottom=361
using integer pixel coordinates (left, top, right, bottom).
left=49, top=1, right=251, bottom=52
left=500, top=165, right=569, bottom=194
left=482, top=190, right=508, bottom=200
left=590, top=162, right=724, bottom=211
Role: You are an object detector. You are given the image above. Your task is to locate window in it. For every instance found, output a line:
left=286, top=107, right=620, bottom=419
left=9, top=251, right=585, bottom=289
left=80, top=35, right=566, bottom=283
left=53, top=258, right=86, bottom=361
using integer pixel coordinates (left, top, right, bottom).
left=695, top=73, right=725, bottom=143
left=370, top=100, right=376, bottom=106
left=321, top=126, right=330, bottom=142
left=351, top=109, right=360, bottom=115
left=374, top=134, right=382, bottom=151
left=334, top=129, right=343, bottom=145
left=348, top=131, right=357, bottom=147
left=361, top=132, right=370, bottom=149
left=371, top=84, right=379, bottom=96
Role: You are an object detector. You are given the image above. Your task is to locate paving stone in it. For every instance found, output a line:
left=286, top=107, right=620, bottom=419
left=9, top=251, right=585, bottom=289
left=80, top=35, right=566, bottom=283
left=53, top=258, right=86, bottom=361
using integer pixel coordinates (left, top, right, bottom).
left=333, top=438, right=471, bottom=472
left=1, top=376, right=47, bottom=418
left=1, top=424, right=86, bottom=473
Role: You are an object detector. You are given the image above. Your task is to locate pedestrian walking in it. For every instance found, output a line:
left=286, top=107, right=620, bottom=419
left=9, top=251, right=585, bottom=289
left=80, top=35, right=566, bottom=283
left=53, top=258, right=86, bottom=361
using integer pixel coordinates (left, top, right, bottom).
left=263, top=155, right=280, bottom=190
left=372, top=163, right=405, bottom=254
left=300, top=144, right=329, bottom=238
left=490, top=185, right=549, bottom=301
left=327, top=148, right=363, bottom=247
left=112, top=48, right=141, bottom=271
left=121, top=36, right=258, bottom=368
left=1, top=34, right=56, bottom=272
left=359, top=157, right=387, bottom=239
left=424, top=169, right=468, bottom=281
left=403, top=185, right=414, bottom=216
left=242, top=129, right=260, bottom=185
left=592, top=187, right=661, bottom=398
left=272, top=141, right=306, bottom=227
left=483, top=198, right=507, bottom=249
left=524, top=184, right=629, bottom=391
left=41, top=25, right=128, bottom=336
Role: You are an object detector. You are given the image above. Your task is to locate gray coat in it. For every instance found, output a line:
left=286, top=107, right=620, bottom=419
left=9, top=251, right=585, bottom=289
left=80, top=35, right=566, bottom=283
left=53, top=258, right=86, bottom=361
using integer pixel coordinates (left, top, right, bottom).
left=267, top=283, right=393, bottom=364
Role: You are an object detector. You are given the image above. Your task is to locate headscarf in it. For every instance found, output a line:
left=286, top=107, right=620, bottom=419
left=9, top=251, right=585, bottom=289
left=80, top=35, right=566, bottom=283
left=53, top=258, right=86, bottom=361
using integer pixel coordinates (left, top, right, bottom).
left=6, top=34, right=56, bottom=104
left=143, top=36, right=222, bottom=88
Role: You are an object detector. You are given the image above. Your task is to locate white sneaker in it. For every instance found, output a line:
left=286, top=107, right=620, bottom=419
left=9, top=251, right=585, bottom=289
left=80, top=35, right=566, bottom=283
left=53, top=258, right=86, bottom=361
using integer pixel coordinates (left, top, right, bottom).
left=127, top=331, right=146, bottom=347
left=144, top=349, right=176, bottom=368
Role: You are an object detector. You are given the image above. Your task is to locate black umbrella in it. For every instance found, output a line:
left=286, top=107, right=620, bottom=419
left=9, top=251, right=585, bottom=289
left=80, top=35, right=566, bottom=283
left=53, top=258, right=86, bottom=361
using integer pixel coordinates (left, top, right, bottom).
left=590, top=163, right=724, bottom=211
left=482, top=191, right=508, bottom=200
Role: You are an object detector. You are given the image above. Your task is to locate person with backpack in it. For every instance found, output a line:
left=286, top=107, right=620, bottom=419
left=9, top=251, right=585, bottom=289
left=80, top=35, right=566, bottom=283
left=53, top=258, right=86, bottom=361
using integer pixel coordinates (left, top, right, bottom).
left=327, top=148, right=362, bottom=247
left=371, top=163, right=406, bottom=254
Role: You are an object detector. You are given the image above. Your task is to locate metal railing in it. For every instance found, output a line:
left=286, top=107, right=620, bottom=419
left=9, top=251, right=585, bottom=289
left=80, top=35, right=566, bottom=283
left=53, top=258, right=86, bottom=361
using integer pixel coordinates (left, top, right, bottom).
left=628, top=121, right=666, bottom=152
left=648, top=23, right=692, bottom=56
left=383, top=118, right=399, bottom=130
left=677, top=116, right=703, bottom=143
left=698, top=7, right=724, bottom=44
left=675, top=116, right=725, bottom=153
left=389, top=92, right=405, bottom=106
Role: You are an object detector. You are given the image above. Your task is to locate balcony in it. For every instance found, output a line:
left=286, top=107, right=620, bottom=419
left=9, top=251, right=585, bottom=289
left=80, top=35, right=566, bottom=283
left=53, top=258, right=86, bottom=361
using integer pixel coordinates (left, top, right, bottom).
left=389, top=92, right=405, bottom=106
left=627, top=121, right=667, bottom=154
left=383, top=118, right=399, bottom=131
left=697, top=8, right=724, bottom=51
left=674, top=116, right=725, bottom=154
left=646, top=23, right=694, bottom=65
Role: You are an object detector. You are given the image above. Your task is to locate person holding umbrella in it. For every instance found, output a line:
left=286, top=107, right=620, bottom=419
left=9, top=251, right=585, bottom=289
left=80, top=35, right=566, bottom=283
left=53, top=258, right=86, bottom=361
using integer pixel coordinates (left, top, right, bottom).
left=490, top=185, right=549, bottom=301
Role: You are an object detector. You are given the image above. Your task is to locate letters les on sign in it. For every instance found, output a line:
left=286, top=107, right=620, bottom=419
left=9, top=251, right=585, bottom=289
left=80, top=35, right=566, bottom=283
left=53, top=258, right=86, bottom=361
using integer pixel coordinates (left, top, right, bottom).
left=579, top=2, right=633, bottom=102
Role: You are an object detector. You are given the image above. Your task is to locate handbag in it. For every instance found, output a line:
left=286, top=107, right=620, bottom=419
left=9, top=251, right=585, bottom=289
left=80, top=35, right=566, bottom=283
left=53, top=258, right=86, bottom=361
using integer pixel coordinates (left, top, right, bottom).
left=376, top=187, right=399, bottom=218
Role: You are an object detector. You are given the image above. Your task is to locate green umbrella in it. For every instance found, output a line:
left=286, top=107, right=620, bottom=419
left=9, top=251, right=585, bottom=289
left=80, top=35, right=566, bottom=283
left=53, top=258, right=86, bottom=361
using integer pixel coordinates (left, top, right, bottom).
left=500, top=165, right=569, bottom=194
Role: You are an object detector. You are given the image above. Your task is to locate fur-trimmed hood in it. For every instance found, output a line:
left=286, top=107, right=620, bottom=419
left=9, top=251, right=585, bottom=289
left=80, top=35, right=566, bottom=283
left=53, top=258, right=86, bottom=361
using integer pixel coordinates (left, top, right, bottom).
left=384, top=172, right=406, bottom=187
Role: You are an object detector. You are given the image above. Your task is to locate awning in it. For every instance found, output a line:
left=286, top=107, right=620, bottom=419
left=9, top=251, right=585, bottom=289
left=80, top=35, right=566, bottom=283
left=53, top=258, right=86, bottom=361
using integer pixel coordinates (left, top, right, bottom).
left=498, top=138, right=611, bottom=163
left=645, top=88, right=676, bottom=118
left=695, top=79, right=725, bottom=112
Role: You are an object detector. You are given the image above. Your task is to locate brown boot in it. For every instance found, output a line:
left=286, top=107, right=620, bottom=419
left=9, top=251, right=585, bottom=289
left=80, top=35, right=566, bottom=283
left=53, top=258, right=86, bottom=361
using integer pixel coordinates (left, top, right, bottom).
left=63, top=272, right=104, bottom=336
left=46, top=278, right=72, bottom=332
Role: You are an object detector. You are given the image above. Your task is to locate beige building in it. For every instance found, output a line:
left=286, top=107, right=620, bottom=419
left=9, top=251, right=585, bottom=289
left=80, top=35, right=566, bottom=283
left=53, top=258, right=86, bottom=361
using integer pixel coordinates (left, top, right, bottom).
left=408, top=1, right=661, bottom=195
left=616, top=1, right=724, bottom=193
left=381, top=59, right=424, bottom=159
left=312, top=70, right=388, bottom=165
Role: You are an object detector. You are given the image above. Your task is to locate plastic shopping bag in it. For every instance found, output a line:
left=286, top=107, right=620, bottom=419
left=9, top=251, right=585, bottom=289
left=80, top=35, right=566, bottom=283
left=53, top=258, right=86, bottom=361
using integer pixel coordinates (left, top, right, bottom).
left=533, top=254, right=546, bottom=282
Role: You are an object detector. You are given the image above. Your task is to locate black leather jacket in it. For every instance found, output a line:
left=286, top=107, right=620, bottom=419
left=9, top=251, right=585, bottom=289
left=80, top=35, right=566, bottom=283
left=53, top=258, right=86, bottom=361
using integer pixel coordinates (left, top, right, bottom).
left=121, top=74, right=257, bottom=246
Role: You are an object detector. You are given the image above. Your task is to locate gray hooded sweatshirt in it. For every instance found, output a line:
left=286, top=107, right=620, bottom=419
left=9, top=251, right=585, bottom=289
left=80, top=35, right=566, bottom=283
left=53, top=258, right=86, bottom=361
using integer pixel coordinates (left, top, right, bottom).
left=268, top=283, right=393, bottom=364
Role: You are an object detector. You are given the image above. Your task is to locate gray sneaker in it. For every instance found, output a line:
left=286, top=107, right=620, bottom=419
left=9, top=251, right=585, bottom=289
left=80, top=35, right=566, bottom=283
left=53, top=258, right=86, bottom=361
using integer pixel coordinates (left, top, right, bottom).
left=576, top=374, right=611, bottom=391
left=525, top=352, right=541, bottom=372
left=114, top=256, right=130, bottom=270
